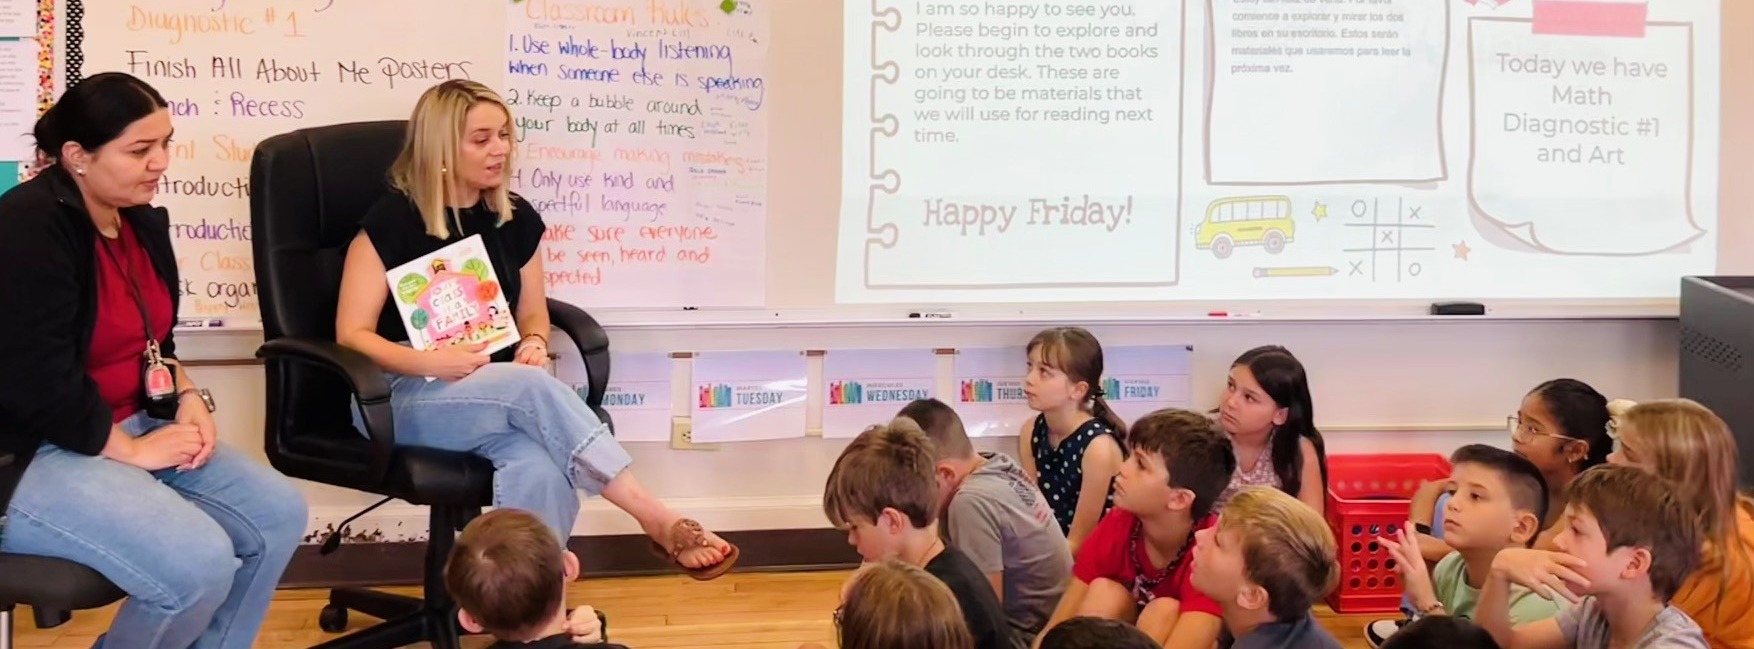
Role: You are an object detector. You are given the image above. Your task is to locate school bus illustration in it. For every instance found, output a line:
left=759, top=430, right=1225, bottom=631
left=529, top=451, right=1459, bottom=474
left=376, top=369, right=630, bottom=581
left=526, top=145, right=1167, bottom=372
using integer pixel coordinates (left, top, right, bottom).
left=1196, top=196, right=1295, bottom=259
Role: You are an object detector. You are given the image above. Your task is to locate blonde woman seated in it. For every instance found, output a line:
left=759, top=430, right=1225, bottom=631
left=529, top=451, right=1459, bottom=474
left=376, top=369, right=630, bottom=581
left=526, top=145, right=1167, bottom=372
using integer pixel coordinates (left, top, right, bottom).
left=1610, top=399, right=1754, bottom=649
left=802, top=559, right=976, bottom=649
left=334, top=79, right=734, bottom=577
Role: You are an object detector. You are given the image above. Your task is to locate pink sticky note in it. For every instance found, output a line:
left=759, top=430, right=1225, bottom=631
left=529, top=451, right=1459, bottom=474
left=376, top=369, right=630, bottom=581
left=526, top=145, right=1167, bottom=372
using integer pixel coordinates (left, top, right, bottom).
left=1532, top=0, right=1647, bottom=37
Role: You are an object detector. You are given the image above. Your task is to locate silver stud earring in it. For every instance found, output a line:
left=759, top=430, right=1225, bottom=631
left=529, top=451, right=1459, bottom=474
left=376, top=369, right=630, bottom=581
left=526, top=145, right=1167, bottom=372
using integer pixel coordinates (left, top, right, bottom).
left=75, top=167, right=86, bottom=175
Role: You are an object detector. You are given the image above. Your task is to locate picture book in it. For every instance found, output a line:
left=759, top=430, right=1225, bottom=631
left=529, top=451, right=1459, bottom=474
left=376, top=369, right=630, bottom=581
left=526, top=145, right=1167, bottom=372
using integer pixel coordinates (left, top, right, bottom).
left=386, top=234, right=520, bottom=356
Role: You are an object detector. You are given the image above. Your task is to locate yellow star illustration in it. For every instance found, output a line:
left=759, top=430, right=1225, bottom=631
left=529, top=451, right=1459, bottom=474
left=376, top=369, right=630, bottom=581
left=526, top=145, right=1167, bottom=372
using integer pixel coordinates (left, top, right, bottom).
left=1311, top=201, right=1328, bottom=221
left=1453, top=241, right=1472, bottom=261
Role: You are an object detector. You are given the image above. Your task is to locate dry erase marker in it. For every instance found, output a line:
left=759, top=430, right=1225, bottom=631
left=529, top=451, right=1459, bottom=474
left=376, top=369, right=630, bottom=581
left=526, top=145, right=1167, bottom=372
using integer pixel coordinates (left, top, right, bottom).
left=1206, top=311, right=1262, bottom=318
left=909, top=311, right=954, bottom=319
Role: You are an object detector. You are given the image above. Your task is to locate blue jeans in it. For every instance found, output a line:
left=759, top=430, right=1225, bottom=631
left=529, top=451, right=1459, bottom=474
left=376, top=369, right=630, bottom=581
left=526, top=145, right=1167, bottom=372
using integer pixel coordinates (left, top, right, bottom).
left=382, top=362, right=632, bottom=540
left=0, top=411, right=308, bottom=649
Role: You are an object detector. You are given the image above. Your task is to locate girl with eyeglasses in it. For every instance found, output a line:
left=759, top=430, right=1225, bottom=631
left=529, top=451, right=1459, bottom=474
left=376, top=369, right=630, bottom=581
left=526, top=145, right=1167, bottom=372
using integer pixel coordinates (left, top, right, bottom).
left=1408, top=379, right=1614, bottom=564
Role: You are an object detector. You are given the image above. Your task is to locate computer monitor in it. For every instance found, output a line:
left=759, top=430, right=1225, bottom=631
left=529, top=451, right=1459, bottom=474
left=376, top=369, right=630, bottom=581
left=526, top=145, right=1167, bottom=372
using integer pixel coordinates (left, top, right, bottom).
left=1679, top=276, right=1754, bottom=489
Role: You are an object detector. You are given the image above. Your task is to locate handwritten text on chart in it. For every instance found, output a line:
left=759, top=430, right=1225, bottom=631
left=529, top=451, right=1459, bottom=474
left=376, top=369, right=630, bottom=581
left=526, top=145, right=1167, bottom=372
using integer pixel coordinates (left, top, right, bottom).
left=126, top=1, right=338, bottom=44
left=541, top=222, right=720, bottom=286
left=506, top=35, right=764, bottom=110
left=126, top=50, right=475, bottom=90
left=509, top=0, right=769, bottom=306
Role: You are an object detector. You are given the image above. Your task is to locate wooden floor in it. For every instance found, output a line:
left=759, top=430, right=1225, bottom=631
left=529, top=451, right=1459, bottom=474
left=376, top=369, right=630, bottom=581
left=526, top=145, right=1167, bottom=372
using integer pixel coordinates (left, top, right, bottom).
left=10, top=570, right=1382, bottom=648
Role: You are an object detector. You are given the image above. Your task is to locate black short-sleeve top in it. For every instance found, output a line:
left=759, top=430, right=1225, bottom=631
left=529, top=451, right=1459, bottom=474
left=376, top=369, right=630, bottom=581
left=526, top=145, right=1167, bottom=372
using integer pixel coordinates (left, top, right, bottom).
left=359, top=192, right=545, bottom=364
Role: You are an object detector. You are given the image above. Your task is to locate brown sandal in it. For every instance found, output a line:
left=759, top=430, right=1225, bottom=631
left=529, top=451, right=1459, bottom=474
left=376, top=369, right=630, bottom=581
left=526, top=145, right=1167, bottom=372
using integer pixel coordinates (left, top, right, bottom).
left=649, top=518, right=740, bottom=581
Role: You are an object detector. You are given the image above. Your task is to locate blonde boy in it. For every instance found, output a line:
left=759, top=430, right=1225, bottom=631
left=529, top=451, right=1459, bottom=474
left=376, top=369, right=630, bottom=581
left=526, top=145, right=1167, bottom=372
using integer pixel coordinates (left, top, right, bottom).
left=1190, top=486, right=1343, bottom=649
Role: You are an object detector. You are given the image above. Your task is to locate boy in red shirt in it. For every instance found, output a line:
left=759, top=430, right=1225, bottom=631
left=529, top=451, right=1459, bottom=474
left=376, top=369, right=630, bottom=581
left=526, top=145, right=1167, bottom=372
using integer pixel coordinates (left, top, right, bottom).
left=1036, top=408, right=1238, bottom=649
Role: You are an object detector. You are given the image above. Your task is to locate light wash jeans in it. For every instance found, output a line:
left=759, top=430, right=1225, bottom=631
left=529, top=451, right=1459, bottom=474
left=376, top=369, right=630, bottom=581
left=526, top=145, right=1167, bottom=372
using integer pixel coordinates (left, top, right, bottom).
left=0, top=411, right=308, bottom=649
left=381, top=362, right=632, bottom=541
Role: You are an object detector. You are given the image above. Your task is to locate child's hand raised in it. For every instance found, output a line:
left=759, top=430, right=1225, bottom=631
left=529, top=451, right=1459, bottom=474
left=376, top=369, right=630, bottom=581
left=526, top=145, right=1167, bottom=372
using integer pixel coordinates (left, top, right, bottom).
left=567, top=605, right=604, bottom=643
left=1490, top=548, right=1590, bottom=603
left=1380, top=523, right=1440, bottom=612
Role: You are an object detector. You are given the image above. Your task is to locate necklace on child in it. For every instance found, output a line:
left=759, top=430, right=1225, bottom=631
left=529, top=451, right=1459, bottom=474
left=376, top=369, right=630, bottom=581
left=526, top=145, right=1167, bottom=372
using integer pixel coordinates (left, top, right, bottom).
left=1128, top=522, right=1197, bottom=607
left=911, top=537, right=945, bottom=567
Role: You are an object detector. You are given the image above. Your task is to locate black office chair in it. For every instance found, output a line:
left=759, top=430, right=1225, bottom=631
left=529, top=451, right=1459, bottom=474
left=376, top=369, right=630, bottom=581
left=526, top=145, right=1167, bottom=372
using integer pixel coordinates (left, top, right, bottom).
left=1, top=454, right=129, bottom=649
left=249, top=120, right=613, bottom=649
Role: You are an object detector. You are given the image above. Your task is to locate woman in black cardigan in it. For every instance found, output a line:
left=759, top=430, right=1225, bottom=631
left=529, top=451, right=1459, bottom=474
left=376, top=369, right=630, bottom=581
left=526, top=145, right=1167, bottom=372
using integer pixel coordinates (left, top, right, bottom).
left=0, top=73, right=305, bottom=649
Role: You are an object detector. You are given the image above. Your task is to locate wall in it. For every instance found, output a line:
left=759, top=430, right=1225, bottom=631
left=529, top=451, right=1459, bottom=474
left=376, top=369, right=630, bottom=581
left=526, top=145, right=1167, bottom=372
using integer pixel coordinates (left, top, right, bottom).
left=183, top=316, right=1678, bottom=542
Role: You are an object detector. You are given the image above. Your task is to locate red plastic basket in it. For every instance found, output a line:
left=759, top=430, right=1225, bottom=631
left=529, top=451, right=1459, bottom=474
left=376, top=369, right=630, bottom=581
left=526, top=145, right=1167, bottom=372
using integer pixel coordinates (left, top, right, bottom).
left=1322, top=453, right=1453, bottom=613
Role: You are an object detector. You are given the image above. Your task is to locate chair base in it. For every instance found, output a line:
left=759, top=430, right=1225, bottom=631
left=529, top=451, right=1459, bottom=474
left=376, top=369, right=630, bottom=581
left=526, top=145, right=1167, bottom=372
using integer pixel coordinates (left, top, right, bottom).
left=309, top=590, right=466, bottom=649
left=308, top=504, right=482, bottom=649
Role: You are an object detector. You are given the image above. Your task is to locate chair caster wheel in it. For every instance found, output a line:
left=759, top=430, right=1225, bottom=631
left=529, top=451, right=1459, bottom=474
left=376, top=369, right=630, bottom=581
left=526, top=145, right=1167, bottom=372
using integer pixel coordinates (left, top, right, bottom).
left=319, top=604, right=348, bottom=633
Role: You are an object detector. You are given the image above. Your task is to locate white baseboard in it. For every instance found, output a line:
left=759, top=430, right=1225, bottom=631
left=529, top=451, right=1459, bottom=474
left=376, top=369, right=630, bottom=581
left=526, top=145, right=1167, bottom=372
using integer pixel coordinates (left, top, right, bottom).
left=305, top=494, right=831, bottom=544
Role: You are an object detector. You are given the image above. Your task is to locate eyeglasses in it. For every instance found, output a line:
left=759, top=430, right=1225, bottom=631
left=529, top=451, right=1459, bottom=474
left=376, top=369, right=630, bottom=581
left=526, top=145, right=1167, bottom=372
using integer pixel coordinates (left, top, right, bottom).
left=1506, top=415, right=1586, bottom=445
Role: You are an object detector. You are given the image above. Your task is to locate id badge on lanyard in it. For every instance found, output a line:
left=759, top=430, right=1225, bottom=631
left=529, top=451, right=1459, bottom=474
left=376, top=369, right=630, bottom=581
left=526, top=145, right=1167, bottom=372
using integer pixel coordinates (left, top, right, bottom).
left=100, top=225, right=178, bottom=415
left=143, top=339, right=175, bottom=401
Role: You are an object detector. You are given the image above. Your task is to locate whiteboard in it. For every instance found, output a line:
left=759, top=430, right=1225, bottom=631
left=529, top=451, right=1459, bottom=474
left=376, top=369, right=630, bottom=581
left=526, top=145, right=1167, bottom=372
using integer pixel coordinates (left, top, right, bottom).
left=63, top=0, right=771, bottom=327
left=49, top=0, right=1754, bottom=330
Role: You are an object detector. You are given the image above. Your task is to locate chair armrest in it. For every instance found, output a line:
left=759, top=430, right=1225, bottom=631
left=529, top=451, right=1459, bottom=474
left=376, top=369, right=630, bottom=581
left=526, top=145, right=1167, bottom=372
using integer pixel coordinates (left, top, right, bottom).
left=256, top=338, right=396, bottom=481
left=548, top=298, right=609, bottom=355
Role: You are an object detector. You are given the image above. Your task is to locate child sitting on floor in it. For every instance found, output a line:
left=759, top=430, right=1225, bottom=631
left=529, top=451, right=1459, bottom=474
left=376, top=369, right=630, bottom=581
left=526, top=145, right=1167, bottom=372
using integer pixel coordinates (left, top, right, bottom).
left=444, top=509, right=624, bottom=648
left=1037, top=408, right=1237, bottom=648
left=900, top=397, right=1071, bottom=643
left=1191, top=486, right=1343, bottom=649
left=1478, top=464, right=1707, bottom=649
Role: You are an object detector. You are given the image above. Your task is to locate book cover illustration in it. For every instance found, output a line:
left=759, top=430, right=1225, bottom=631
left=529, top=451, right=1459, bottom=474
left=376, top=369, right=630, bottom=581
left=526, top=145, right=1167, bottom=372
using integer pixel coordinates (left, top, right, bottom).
left=386, top=234, right=520, bottom=356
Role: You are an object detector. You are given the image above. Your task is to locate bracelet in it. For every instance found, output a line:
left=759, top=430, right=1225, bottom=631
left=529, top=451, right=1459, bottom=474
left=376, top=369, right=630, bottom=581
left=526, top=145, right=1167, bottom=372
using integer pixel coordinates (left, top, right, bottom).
left=520, top=333, right=548, bottom=348
left=1413, top=600, right=1445, bottom=618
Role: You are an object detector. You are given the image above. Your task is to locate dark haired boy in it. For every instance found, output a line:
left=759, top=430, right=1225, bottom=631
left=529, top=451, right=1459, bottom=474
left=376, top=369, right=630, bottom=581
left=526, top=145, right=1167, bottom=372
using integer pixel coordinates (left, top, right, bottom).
left=1373, top=445, right=1564, bottom=647
left=898, top=398, right=1072, bottom=642
left=1037, top=616, right=1160, bottom=649
left=1036, top=408, right=1237, bottom=649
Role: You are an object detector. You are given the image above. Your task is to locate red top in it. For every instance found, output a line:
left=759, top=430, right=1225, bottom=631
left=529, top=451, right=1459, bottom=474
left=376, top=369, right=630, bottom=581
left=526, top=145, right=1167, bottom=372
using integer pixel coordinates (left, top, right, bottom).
left=1073, top=508, right=1222, bottom=617
left=87, top=219, right=174, bottom=423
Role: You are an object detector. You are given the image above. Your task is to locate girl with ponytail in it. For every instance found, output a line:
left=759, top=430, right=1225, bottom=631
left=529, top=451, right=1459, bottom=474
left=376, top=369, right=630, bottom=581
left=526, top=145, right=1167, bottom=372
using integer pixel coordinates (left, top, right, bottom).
left=1017, top=327, right=1126, bottom=551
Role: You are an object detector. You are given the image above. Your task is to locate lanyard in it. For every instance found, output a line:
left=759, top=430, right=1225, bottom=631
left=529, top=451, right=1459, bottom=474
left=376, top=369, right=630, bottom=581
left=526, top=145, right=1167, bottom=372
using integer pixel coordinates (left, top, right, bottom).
left=96, top=220, right=161, bottom=361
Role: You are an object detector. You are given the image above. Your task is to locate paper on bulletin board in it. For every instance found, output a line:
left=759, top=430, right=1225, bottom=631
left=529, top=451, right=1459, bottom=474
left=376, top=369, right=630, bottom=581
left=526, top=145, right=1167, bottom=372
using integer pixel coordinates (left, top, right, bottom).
left=691, top=350, right=807, bottom=443
left=821, top=348, right=938, bottom=439
left=954, top=346, right=1031, bottom=438
left=0, top=0, right=32, bottom=38
left=1099, top=345, right=1194, bottom=427
left=0, top=38, right=36, bottom=161
left=561, top=351, right=672, bottom=443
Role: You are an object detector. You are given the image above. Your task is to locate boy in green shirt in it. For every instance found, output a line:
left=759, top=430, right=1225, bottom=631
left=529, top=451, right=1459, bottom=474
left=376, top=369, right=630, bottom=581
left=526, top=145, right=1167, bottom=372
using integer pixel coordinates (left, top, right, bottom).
left=1373, top=445, right=1564, bottom=646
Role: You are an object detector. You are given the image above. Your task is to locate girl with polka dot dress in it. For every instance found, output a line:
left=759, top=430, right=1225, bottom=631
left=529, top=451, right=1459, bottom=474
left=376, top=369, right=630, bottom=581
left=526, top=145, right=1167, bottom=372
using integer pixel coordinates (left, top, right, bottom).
left=1016, top=327, right=1129, bottom=552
